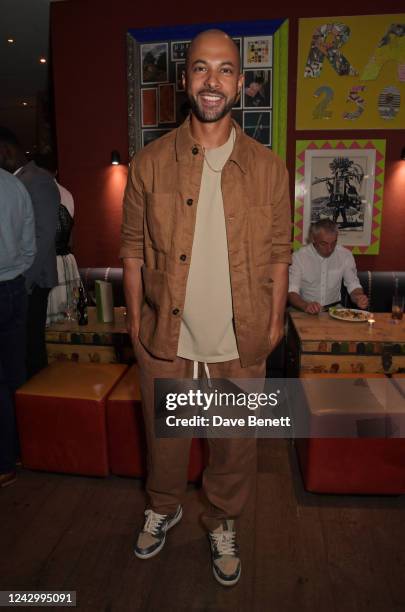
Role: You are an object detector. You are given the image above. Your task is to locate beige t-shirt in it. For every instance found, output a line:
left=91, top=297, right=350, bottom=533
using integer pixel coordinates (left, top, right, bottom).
left=177, top=128, right=239, bottom=363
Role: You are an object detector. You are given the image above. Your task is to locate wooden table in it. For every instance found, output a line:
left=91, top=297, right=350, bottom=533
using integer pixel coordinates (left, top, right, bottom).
left=287, top=311, right=405, bottom=376
left=45, top=307, right=134, bottom=364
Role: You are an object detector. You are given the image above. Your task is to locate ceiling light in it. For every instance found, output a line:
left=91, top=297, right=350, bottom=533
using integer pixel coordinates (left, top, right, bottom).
left=22, top=101, right=28, bottom=107
left=39, top=57, right=47, bottom=64
left=7, top=38, right=15, bottom=44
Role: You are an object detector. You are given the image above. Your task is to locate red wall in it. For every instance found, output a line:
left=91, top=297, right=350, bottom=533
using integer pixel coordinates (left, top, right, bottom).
left=51, top=0, right=405, bottom=270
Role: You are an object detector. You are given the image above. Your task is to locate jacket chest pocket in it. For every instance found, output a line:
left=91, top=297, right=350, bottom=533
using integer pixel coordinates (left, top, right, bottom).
left=145, top=192, right=175, bottom=254
left=248, top=206, right=273, bottom=267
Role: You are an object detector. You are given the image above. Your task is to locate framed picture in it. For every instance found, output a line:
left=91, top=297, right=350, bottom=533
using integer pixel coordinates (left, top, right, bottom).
left=232, top=38, right=242, bottom=109
left=243, top=69, right=272, bottom=108
left=159, top=83, right=176, bottom=123
left=294, top=140, right=386, bottom=255
left=128, top=19, right=288, bottom=158
left=244, top=36, right=273, bottom=67
left=175, top=62, right=185, bottom=92
left=243, top=110, right=272, bottom=146
left=141, top=88, right=158, bottom=127
left=171, top=40, right=191, bottom=61
left=296, top=15, right=405, bottom=130
left=141, top=42, right=169, bottom=84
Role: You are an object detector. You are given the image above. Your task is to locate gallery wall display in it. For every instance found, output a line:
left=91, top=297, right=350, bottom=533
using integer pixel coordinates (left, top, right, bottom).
left=296, top=14, right=405, bottom=130
left=127, top=19, right=288, bottom=159
left=294, top=139, right=386, bottom=255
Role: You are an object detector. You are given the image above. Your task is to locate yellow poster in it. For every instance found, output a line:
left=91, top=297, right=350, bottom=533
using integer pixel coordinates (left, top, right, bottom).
left=296, top=14, right=405, bottom=130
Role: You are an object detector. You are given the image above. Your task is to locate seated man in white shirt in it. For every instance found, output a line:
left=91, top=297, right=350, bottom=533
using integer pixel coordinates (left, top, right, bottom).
left=288, top=219, right=368, bottom=314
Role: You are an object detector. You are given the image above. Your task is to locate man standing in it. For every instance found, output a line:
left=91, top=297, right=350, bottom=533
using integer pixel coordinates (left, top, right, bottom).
left=121, top=30, right=291, bottom=586
left=0, top=128, right=59, bottom=378
left=288, top=219, right=368, bottom=314
left=0, top=168, right=36, bottom=487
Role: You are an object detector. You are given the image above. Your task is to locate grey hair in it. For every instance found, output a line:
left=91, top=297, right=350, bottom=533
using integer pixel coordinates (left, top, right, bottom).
left=309, top=219, right=338, bottom=241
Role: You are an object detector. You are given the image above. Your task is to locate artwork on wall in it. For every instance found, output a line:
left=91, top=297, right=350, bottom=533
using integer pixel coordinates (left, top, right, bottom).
left=296, top=14, right=405, bottom=130
left=243, top=69, right=272, bottom=108
left=294, top=140, right=386, bottom=255
left=127, top=19, right=288, bottom=159
left=243, top=36, right=273, bottom=68
left=141, top=88, right=157, bottom=127
left=141, top=42, right=169, bottom=84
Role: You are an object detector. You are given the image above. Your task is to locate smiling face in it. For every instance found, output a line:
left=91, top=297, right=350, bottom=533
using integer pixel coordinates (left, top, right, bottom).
left=183, top=30, right=243, bottom=124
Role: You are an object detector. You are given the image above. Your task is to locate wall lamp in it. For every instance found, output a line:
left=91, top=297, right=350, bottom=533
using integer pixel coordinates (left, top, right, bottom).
left=401, top=147, right=405, bottom=161
left=111, top=150, right=121, bottom=165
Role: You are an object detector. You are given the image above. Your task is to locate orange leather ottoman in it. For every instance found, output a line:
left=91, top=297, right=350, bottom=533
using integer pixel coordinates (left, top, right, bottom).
left=106, top=364, right=207, bottom=482
left=295, top=374, right=405, bottom=494
left=16, top=362, right=128, bottom=476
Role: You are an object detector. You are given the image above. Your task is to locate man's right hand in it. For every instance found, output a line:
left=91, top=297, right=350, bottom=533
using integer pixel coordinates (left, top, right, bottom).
left=122, top=257, right=143, bottom=349
left=304, top=301, right=322, bottom=315
left=125, top=309, right=140, bottom=347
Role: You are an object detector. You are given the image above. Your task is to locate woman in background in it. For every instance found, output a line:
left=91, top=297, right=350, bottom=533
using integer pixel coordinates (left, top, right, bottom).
left=35, top=154, right=82, bottom=324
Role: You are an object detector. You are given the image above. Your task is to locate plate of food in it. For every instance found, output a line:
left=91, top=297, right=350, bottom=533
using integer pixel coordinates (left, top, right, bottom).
left=328, top=307, right=371, bottom=322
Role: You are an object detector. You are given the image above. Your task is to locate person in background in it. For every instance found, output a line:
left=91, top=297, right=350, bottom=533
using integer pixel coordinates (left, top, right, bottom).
left=0, top=168, right=36, bottom=488
left=288, top=219, right=368, bottom=314
left=121, top=29, right=291, bottom=586
left=34, top=153, right=82, bottom=325
left=0, top=128, right=59, bottom=378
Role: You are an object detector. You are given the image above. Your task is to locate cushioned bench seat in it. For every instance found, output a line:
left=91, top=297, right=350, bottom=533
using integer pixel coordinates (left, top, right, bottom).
left=16, top=362, right=128, bottom=476
left=295, top=373, right=405, bottom=494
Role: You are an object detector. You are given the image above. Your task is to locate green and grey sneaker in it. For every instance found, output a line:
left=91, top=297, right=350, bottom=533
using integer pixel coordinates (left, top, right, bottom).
left=208, top=520, right=241, bottom=586
left=134, top=505, right=182, bottom=559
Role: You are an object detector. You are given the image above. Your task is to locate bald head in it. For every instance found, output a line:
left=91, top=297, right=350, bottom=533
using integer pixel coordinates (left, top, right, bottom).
left=186, top=29, right=241, bottom=73
left=183, top=29, right=243, bottom=124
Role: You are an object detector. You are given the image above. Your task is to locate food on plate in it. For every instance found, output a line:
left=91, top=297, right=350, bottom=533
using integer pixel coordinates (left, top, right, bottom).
left=329, top=308, right=370, bottom=322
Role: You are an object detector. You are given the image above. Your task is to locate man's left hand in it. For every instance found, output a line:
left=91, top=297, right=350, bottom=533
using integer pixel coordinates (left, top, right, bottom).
left=269, top=323, right=284, bottom=352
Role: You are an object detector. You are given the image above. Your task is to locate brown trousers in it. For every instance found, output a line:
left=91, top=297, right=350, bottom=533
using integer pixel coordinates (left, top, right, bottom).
left=135, top=338, right=266, bottom=531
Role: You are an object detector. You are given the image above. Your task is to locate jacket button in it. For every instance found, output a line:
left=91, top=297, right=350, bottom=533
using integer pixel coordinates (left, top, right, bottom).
left=186, top=198, right=193, bottom=206
left=192, top=146, right=199, bottom=155
left=172, top=308, right=180, bottom=315
left=180, top=254, right=187, bottom=262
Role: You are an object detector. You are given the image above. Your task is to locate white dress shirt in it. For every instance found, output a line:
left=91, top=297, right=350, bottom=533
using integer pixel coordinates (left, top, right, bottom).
left=288, top=243, right=362, bottom=306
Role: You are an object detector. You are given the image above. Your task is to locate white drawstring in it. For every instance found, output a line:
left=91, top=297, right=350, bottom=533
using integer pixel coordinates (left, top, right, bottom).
left=192, top=361, right=212, bottom=388
left=204, top=363, right=212, bottom=388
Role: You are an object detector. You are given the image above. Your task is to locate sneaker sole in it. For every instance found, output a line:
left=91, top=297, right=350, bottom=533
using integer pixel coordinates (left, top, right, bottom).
left=134, top=506, right=183, bottom=560
left=212, top=564, right=241, bottom=587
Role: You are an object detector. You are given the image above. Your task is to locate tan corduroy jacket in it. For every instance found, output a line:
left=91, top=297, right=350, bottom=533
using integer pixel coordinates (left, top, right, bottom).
left=120, top=117, right=292, bottom=367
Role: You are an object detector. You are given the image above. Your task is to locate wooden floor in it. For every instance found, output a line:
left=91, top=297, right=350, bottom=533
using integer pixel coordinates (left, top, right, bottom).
left=1, top=440, right=405, bottom=612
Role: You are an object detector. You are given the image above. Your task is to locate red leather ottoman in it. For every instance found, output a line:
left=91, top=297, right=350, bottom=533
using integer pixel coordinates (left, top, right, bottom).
left=295, top=373, right=405, bottom=494
left=106, top=364, right=207, bottom=482
left=16, top=362, right=128, bottom=476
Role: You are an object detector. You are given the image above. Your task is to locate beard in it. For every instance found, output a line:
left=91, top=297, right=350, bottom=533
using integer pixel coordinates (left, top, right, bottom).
left=188, top=89, right=239, bottom=123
